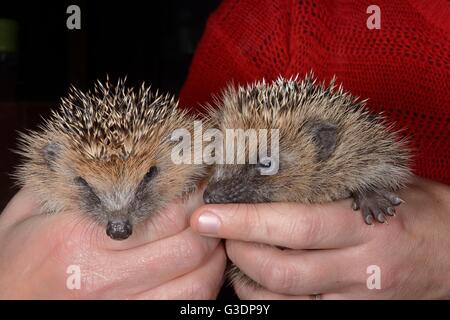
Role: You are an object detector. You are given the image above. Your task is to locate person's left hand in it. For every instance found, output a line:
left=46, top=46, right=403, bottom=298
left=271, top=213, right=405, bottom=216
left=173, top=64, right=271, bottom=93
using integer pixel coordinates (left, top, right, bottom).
left=190, top=176, right=450, bottom=299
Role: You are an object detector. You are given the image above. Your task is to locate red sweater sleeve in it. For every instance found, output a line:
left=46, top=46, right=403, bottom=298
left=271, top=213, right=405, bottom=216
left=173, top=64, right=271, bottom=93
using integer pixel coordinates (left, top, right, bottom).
left=180, top=0, right=450, bottom=184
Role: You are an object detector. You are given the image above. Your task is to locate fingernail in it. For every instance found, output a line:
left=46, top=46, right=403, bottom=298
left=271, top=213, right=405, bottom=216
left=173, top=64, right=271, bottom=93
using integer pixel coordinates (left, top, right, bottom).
left=197, top=212, right=221, bottom=235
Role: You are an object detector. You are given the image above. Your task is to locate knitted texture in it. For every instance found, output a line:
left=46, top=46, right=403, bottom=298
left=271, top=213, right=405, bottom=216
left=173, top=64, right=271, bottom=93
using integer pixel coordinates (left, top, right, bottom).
left=180, top=0, right=450, bottom=184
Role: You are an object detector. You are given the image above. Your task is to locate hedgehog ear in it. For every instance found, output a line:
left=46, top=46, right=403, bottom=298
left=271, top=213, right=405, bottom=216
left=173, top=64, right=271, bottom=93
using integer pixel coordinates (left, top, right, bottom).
left=309, top=121, right=337, bottom=161
left=42, top=142, right=61, bottom=170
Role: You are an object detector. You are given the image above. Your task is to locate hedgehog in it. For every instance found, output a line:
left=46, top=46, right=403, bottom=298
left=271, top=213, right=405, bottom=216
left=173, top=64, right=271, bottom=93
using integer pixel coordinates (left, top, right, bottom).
left=203, top=74, right=412, bottom=286
left=14, top=79, right=207, bottom=240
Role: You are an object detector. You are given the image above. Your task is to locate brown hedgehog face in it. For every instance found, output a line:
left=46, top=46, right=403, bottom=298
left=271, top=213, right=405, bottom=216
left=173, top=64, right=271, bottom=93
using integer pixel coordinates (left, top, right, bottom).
left=202, top=131, right=309, bottom=204
left=203, top=120, right=338, bottom=204
left=203, top=80, right=339, bottom=205
left=37, top=132, right=205, bottom=241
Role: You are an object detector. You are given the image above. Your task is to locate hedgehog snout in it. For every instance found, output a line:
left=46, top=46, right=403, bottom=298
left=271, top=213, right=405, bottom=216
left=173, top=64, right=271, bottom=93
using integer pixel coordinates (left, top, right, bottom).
left=203, top=182, right=232, bottom=204
left=203, top=180, right=254, bottom=204
left=106, top=219, right=132, bottom=240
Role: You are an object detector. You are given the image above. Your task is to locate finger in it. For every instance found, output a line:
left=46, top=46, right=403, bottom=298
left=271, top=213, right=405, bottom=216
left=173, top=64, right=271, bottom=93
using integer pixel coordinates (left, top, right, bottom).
left=0, top=188, right=41, bottom=228
left=324, top=292, right=371, bottom=300
left=108, top=228, right=220, bottom=291
left=136, top=243, right=227, bottom=299
left=191, top=200, right=373, bottom=249
left=226, top=240, right=357, bottom=296
left=132, top=187, right=206, bottom=244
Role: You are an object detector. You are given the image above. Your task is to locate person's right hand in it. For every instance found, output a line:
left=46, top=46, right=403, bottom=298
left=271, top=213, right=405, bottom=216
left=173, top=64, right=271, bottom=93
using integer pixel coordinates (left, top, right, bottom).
left=191, top=177, right=450, bottom=299
left=0, top=187, right=226, bottom=299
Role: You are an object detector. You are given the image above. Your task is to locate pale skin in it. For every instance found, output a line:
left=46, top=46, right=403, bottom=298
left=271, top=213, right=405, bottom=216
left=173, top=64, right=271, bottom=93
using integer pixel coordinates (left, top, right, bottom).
left=191, top=176, right=450, bottom=299
left=1, top=177, right=448, bottom=299
left=0, top=188, right=226, bottom=299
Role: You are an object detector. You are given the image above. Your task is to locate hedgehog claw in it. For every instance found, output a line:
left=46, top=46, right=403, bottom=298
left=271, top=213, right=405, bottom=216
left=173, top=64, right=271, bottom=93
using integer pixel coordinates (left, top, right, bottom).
left=363, top=210, right=373, bottom=225
left=376, top=212, right=386, bottom=223
left=386, top=207, right=396, bottom=216
left=379, top=190, right=405, bottom=206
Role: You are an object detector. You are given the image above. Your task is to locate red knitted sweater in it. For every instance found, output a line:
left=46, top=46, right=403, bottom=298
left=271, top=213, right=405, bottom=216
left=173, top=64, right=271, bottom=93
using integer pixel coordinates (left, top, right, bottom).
left=179, top=0, right=450, bottom=184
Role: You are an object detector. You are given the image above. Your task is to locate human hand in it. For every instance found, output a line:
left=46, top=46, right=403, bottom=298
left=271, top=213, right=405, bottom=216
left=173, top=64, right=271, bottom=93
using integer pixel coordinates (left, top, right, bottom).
left=0, top=187, right=226, bottom=299
left=191, top=176, right=450, bottom=299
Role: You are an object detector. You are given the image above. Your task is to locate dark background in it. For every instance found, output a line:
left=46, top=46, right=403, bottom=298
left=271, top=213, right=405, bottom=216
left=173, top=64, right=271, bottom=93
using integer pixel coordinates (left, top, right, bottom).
left=0, top=1, right=220, bottom=210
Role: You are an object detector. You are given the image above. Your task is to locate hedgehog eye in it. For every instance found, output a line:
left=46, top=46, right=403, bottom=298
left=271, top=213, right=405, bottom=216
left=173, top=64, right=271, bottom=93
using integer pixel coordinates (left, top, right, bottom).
left=143, top=166, right=158, bottom=183
left=74, top=176, right=101, bottom=206
left=258, top=159, right=272, bottom=169
left=74, top=176, right=91, bottom=189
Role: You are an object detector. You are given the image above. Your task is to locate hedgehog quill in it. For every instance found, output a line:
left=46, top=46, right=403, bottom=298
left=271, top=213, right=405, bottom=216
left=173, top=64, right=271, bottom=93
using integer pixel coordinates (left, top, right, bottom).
left=14, top=80, right=208, bottom=240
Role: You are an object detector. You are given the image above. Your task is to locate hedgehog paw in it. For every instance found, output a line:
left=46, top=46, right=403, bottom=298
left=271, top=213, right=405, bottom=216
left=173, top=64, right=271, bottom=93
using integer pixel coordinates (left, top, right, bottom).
left=352, top=190, right=404, bottom=225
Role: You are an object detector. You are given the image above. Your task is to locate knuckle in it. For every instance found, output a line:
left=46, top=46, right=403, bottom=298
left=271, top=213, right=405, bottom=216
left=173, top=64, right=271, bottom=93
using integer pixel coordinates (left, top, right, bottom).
left=178, top=237, right=208, bottom=267
left=250, top=207, right=275, bottom=240
left=242, top=206, right=260, bottom=238
left=236, top=205, right=270, bottom=241
left=260, top=258, right=295, bottom=293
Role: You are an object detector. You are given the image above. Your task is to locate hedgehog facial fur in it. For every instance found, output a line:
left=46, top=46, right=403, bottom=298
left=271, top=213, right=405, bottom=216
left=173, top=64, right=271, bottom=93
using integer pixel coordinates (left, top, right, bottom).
left=14, top=79, right=208, bottom=240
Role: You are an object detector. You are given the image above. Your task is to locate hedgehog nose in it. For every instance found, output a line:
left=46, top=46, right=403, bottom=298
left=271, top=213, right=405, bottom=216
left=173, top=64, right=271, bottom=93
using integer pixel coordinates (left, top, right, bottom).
left=106, top=220, right=132, bottom=240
